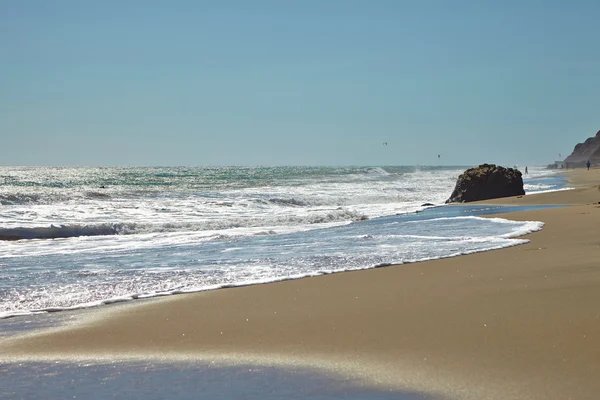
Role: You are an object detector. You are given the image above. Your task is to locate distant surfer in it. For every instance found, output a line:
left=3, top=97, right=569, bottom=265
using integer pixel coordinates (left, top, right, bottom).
left=525, top=166, right=528, bottom=174
left=587, top=160, right=591, bottom=170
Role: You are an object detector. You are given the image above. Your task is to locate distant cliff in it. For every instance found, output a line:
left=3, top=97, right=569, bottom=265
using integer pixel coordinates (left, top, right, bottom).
left=564, top=130, right=600, bottom=166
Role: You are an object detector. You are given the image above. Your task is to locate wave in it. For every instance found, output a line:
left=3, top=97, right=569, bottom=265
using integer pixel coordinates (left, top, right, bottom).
left=266, top=197, right=309, bottom=207
left=0, top=190, right=111, bottom=205
left=0, top=209, right=368, bottom=241
left=366, top=167, right=391, bottom=176
left=85, top=190, right=111, bottom=198
left=0, top=228, right=539, bottom=320
left=0, top=224, right=124, bottom=240
left=0, top=193, right=43, bottom=205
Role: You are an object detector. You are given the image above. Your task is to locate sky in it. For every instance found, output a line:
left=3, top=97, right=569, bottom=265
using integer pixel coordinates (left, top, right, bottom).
left=1, top=0, right=599, bottom=167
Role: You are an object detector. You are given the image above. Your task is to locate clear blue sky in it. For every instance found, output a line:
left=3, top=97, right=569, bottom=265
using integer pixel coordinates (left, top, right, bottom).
left=1, top=0, right=598, bottom=166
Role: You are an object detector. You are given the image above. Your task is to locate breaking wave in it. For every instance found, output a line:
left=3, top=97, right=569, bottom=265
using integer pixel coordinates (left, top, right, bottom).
left=267, top=197, right=310, bottom=207
left=0, top=193, right=43, bottom=205
left=0, top=208, right=368, bottom=241
left=0, top=190, right=112, bottom=205
left=0, top=224, right=125, bottom=240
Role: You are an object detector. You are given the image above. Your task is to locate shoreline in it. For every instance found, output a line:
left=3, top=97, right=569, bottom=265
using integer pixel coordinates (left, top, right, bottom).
left=0, top=203, right=551, bottom=321
left=2, top=168, right=600, bottom=399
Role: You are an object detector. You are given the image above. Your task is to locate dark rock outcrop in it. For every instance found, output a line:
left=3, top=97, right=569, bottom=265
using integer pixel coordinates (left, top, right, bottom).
left=446, top=164, right=525, bottom=203
left=564, top=130, right=600, bottom=167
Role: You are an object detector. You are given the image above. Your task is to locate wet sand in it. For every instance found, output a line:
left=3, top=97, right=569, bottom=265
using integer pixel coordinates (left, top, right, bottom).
left=2, top=168, right=600, bottom=399
left=0, top=360, right=425, bottom=400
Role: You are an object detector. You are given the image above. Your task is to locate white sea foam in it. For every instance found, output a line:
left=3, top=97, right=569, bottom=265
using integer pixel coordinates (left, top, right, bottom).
left=0, top=212, right=545, bottom=319
left=0, top=166, right=557, bottom=319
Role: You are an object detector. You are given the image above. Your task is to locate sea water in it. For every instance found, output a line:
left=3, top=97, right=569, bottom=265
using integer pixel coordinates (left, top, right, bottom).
left=0, top=361, right=430, bottom=400
left=0, top=165, right=565, bottom=399
left=0, top=165, right=564, bottom=319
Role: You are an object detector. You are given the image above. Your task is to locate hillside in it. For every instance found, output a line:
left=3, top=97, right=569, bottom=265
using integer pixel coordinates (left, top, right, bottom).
left=564, top=130, right=600, bottom=166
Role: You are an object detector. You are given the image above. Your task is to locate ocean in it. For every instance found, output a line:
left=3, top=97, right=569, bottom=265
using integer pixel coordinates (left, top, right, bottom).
left=0, top=165, right=566, bottom=399
left=0, top=165, right=564, bottom=319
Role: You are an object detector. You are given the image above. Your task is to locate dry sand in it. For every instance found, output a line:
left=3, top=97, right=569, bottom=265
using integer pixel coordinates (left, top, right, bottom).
left=2, top=168, right=600, bottom=399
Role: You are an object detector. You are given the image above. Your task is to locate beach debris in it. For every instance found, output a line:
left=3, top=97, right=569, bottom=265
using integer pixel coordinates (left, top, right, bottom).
left=445, top=164, right=525, bottom=203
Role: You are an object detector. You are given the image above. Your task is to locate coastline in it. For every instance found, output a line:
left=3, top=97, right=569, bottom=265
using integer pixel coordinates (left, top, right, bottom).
left=2, top=169, right=600, bottom=399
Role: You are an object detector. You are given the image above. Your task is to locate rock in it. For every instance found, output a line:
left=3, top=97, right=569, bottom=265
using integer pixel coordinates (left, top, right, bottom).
left=564, top=130, right=600, bottom=167
left=445, top=164, right=525, bottom=203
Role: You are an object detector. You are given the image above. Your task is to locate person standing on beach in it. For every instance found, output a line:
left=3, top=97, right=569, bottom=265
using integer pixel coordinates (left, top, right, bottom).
left=586, top=160, right=591, bottom=170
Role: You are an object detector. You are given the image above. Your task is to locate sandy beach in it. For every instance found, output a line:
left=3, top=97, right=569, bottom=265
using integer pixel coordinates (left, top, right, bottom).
left=2, top=168, right=600, bottom=399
